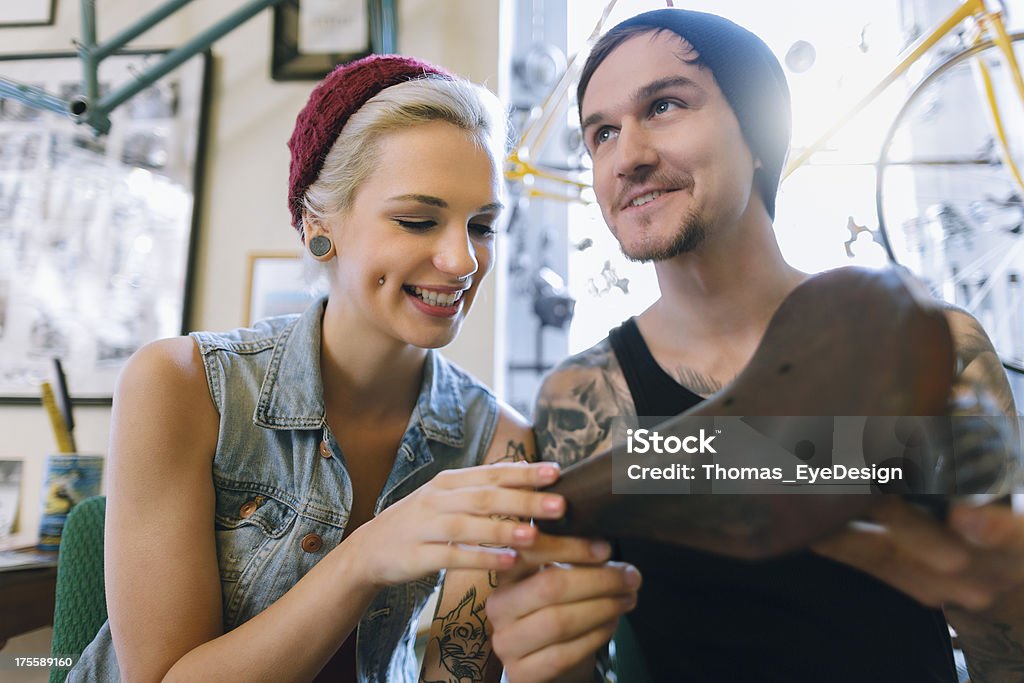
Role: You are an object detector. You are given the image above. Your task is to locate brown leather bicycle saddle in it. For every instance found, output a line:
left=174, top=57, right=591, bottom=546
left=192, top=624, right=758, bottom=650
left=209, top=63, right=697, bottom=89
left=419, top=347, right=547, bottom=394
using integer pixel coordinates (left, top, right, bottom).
left=538, top=266, right=957, bottom=559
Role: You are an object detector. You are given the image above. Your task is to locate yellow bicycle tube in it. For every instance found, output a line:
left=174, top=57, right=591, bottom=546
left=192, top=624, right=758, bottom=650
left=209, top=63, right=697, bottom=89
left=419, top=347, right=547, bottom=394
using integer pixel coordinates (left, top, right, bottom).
left=978, top=5, right=1024, bottom=195
left=783, top=0, right=984, bottom=178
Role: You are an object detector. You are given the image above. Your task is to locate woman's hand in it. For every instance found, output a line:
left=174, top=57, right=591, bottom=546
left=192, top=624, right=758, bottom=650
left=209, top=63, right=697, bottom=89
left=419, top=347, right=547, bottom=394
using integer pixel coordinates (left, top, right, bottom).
left=347, top=461, right=565, bottom=588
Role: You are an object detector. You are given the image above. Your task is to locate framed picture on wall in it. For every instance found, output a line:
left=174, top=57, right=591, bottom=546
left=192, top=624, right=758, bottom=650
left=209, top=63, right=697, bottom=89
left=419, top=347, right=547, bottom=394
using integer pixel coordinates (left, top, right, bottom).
left=0, top=49, right=211, bottom=403
left=271, top=0, right=397, bottom=80
left=0, top=457, right=24, bottom=541
left=245, top=252, right=324, bottom=325
left=0, top=0, right=57, bottom=27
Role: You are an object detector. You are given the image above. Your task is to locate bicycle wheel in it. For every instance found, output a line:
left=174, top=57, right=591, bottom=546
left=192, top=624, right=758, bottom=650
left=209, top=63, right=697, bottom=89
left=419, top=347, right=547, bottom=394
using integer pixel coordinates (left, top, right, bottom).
left=876, top=33, right=1024, bottom=374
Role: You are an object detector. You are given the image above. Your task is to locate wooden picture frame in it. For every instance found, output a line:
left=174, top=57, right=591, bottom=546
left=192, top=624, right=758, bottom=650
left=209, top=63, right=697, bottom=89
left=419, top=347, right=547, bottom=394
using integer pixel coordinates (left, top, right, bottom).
left=245, top=252, right=323, bottom=325
left=271, top=0, right=397, bottom=81
left=0, top=0, right=56, bottom=28
left=0, top=457, right=24, bottom=541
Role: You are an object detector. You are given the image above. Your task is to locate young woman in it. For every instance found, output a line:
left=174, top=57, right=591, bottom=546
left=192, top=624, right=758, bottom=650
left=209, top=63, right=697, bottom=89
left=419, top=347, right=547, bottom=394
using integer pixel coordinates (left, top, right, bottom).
left=67, top=55, right=604, bottom=683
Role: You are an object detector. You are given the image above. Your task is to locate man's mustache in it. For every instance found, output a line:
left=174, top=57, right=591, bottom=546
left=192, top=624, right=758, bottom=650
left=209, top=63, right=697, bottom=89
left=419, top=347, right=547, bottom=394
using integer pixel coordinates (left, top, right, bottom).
left=613, top=171, right=694, bottom=209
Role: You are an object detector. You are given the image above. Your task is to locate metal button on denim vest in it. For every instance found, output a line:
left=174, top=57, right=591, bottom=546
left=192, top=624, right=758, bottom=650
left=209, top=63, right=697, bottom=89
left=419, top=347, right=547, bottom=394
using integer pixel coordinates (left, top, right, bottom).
left=69, top=296, right=499, bottom=682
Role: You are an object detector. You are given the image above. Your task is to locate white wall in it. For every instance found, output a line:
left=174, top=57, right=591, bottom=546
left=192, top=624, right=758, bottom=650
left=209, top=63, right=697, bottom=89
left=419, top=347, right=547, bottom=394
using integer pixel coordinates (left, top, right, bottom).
left=0, top=0, right=506, bottom=548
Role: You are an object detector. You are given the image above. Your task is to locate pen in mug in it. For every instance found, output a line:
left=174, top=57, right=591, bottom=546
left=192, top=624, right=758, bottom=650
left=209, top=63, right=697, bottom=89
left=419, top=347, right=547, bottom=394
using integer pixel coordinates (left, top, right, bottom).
left=40, top=381, right=75, bottom=454
left=52, top=358, right=77, bottom=452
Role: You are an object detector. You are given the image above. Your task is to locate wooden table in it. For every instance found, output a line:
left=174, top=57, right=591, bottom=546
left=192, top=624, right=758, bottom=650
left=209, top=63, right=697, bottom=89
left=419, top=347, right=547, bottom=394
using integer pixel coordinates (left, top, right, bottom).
left=0, top=566, right=57, bottom=649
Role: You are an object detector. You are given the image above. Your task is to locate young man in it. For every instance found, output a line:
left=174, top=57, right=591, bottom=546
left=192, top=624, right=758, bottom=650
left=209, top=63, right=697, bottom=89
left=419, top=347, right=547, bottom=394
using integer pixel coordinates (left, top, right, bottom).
left=487, top=9, right=1024, bottom=682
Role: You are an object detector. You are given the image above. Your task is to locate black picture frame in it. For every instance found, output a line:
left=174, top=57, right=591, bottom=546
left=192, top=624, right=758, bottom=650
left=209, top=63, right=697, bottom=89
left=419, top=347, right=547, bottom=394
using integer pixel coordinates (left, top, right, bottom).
left=0, top=0, right=57, bottom=28
left=271, top=0, right=397, bottom=81
left=0, top=49, right=211, bottom=404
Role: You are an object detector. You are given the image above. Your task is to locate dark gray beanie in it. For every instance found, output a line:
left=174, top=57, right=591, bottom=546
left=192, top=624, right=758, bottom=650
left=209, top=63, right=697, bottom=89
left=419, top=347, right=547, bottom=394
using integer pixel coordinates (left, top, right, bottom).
left=577, top=8, right=791, bottom=220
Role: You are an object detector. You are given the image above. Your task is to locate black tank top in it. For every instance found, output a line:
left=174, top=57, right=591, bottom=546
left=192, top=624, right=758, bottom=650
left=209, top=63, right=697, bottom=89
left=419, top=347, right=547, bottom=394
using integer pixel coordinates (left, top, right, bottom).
left=608, top=318, right=957, bottom=682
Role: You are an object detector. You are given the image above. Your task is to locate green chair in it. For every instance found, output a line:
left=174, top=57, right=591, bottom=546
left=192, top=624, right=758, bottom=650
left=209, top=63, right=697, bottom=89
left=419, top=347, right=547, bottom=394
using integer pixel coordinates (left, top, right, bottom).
left=49, top=495, right=107, bottom=683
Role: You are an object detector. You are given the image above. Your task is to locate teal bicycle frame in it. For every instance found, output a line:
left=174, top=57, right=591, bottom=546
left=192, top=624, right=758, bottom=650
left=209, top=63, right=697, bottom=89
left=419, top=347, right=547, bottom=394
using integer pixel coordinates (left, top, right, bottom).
left=0, top=0, right=396, bottom=135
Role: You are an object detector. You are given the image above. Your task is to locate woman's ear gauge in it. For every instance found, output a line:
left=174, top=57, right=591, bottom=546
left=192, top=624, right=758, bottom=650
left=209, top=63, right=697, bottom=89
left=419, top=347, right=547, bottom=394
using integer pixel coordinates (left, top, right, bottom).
left=302, top=212, right=334, bottom=259
left=309, top=234, right=333, bottom=258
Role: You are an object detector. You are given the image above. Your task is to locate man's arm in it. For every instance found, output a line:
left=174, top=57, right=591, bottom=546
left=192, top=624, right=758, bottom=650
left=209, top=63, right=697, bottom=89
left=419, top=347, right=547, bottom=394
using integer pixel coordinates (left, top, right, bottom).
left=487, top=340, right=641, bottom=683
left=533, top=339, right=636, bottom=466
left=944, top=523, right=1024, bottom=683
left=941, top=308, right=1024, bottom=682
left=814, top=307, right=1024, bottom=680
left=945, top=306, right=1018, bottom=418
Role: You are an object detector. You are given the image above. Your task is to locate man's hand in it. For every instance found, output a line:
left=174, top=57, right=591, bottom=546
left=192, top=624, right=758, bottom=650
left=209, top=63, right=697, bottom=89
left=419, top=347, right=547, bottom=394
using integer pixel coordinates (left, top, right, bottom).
left=812, top=497, right=1024, bottom=611
left=486, top=534, right=641, bottom=683
left=814, top=496, right=1024, bottom=680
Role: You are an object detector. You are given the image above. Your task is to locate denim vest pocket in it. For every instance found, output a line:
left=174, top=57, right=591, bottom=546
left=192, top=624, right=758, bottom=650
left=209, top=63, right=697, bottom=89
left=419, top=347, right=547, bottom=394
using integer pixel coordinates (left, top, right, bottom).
left=214, top=487, right=297, bottom=581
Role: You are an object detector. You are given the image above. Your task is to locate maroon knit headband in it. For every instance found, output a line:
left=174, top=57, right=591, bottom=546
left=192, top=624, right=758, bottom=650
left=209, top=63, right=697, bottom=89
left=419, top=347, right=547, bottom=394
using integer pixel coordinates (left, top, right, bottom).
left=287, top=54, right=452, bottom=231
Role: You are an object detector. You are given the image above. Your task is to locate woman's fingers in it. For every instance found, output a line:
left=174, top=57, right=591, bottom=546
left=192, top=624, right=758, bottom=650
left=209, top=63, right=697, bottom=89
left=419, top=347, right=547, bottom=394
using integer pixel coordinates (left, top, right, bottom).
left=432, top=485, right=566, bottom=520
left=363, top=461, right=578, bottom=584
left=416, top=542, right=520, bottom=572
left=516, top=533, right=613, bottom=567
left=428, top=514, right=540, bottom=548
left=423, top=513, right=609, bottom=554
left=432, top=461, right=560, bottom=490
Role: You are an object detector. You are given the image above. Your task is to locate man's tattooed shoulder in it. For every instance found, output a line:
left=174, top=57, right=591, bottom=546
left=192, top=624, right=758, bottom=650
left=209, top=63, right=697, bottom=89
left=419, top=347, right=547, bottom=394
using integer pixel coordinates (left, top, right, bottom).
left=563, top=337, right=617, bottom=371
left=534, top=337, right=636, bottom=467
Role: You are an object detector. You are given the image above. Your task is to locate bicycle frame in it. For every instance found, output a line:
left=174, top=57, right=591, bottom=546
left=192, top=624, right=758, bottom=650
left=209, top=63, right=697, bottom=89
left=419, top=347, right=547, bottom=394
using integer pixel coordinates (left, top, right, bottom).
left=0, top=0, right=399, bottom=136
left=783, top=0, right=1024, bottom=195
left=0, top=0, right=291, bottom=135
left=504, top=0, right=624, bottom=204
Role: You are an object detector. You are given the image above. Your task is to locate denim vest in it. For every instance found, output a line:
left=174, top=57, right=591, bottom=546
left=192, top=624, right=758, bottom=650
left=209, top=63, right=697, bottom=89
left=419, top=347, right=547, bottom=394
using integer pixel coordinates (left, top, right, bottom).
left=69, top=296, right=499, bottom=682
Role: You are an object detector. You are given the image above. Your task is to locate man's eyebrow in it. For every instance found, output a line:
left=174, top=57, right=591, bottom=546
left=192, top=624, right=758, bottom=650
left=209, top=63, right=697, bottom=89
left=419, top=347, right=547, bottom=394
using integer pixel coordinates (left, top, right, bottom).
left=580, top=75, right=703, bottom=132
left=580, top=111, right=606, bottom=133
left=636, top=75, right=701, bottom=103
left=388, top=194, right=504, bottom=213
